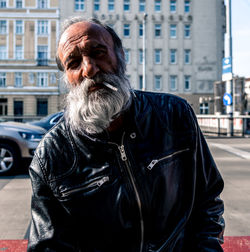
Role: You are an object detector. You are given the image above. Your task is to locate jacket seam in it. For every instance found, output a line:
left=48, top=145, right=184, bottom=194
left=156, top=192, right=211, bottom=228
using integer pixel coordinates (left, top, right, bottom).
left=33, top=152, right=49, bottom=185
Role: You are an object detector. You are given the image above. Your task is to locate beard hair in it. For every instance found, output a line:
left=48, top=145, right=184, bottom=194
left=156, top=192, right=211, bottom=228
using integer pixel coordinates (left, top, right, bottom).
left=64, top=72, right=132, bottom=135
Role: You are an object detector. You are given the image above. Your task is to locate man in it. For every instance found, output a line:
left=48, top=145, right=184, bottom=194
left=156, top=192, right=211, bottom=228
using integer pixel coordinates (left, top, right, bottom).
left=28, top=17, right=225, bottom=251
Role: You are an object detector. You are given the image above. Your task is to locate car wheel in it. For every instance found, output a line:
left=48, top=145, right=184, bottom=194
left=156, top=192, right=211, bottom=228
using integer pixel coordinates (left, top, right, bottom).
left=0, top=144, right=19, bottom=175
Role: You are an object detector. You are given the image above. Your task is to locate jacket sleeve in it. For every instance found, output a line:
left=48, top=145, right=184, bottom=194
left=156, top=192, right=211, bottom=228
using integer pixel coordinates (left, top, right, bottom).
left=187, top=105, right=225, bottom=251
left=28, top=154, right=80, bottom=252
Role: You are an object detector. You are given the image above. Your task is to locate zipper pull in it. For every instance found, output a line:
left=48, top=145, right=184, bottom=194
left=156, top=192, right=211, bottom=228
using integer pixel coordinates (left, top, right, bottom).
left=118, top=145, right=127, bottom=161
left=147, top=159, right=158, bottom=170
left=97, top=176, right=109, bottom=187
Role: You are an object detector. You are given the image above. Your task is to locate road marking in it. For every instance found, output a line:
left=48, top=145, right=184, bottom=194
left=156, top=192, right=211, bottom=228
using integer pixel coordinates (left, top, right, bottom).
left=209, top=143, right=250, bottom=160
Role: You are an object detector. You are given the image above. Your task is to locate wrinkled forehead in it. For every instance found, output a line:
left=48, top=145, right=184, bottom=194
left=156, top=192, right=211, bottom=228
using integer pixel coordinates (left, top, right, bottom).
left=59, top=21, right=114, bottom=51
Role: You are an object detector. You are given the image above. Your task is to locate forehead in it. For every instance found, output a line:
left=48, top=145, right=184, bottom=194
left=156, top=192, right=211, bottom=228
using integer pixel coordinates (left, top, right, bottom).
left=59, top=21, right=114, bottom=53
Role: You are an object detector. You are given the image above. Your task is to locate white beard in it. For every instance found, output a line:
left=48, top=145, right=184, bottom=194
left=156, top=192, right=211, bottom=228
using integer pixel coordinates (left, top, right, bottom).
left=64, top=73, right=131, bottom=135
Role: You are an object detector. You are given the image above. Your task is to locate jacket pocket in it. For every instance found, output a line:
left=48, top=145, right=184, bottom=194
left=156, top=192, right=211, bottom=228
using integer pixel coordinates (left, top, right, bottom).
left=146, top=148, right=190, bottom=170
left=59, top=176, right=110, bottom=198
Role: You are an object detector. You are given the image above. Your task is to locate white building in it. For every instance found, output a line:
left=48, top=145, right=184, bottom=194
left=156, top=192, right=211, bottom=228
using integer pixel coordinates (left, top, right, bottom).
left=0, top=0, right=60, bottom=119
left=59, top=0, right=226, bottom=114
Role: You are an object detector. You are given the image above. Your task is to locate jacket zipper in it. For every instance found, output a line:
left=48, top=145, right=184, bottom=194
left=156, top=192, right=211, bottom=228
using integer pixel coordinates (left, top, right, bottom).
left=114, top=132, right=144, bottom=252
left=147, top=148, right=190, bottom=170
left=60, top=176, right=109, bottom=197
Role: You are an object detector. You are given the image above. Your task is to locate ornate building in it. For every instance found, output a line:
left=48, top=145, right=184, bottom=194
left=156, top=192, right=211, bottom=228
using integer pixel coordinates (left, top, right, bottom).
left=0, top=0, right=60, bottom=119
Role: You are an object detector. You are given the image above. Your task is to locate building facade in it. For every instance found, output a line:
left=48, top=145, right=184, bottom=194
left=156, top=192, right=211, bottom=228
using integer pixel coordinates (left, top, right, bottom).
left=59, top=0, right=226, bottom=114
left=0, top=0, right=60, bottom=120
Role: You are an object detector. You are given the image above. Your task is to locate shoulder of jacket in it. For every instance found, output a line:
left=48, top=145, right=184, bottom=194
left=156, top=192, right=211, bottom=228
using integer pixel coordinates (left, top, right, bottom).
left=30, top=119, right=76, bottom=181
left=132, top=89, right=196, bottom=134
left=133, top=89, right=190, bottom=113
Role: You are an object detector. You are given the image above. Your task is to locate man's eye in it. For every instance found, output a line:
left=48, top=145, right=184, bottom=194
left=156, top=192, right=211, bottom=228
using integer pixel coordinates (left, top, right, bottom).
left=67, top=60, right=80, bottom=70
left=93, top=50, right=105, bottom=57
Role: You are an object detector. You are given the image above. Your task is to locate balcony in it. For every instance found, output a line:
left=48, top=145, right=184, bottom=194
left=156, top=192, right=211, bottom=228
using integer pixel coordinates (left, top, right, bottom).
left=37, top=59, right=48, bottom=66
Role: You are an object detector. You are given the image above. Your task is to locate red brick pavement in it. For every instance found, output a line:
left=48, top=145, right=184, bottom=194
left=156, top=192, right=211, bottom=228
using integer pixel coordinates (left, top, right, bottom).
left=0, top=237, right=249, bottom=251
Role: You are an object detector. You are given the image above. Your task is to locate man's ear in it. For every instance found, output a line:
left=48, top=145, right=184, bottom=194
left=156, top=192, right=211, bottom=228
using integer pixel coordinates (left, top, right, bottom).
left=56, top=55, right=64, bottom=72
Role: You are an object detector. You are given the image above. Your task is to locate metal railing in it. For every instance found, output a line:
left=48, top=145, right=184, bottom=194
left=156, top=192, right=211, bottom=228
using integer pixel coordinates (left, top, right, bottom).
left=197, top=114, right=250, bottom=136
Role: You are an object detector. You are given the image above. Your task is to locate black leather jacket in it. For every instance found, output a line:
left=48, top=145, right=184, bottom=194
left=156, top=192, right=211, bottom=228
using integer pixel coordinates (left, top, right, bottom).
left=28, top=90, right=224, bottom=252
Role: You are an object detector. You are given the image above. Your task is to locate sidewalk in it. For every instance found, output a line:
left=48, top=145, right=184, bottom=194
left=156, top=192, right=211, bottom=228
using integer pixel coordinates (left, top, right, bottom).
left=0, top=176, right=31, bottom=240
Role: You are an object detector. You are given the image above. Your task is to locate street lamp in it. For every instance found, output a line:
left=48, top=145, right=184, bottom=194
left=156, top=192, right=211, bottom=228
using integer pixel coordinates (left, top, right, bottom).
left=224, top=0, right=234, bottom=136
left=142, top=13, right=147, bottom=91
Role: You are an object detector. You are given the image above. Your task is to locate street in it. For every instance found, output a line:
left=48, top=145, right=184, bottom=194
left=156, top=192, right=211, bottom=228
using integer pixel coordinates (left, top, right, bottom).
left=0, top=136, right=250, bottom=250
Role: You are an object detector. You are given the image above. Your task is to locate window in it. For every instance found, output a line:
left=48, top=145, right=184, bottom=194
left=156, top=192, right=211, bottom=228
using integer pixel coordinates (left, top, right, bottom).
left=154, top=75, right=162, bottom=90
left=0, top=98, right=8, bottom=116
left=184, top=75, right=191, bottom=90
left=184, top=0, right=190, bottom=13
left=0, top=0, right=6, bottom=8
left=124, top=0, right=130, bottom=11
left=155, top=24, right=161, bottom=37
left=123, top=24, right=130, bottom=37
left=124, top=49, right=130, bottom=64
left=154, top=49, right=161, bottom=64
left=200, top=102, right=209, bottom=114
left=170, top=24, right=177, bottom=38
left=0, top=20, right=7, bottom=34
left=170, top=49, right=177, bottom=64
left=37, top=98, right=48, bottom=116
left=15, top=73, right=22, bottom=87
left=184, top=49, right=191, bottom=64
left=15, top=45, right=23, bottom=59
left=37, top=45, right=48, bottom=65
left=139, top=23, right=143, bottom=37
left=139, top=0, right=145, bottom=12
left=94, top=0, right=100, bottom=11
left=139, top=49, right=143, bottom=64
left=16, top=0, right=22, bottom=8
left=0, top=46, right=7, bottom=59
left=0, top=73, right=6, bottom=87
left=38, top=0, right=48, bottom=8
left=29, top=73, right=34, bottom=83
left=50, top=73, right=57, bottom=84
left=16, top=20, right=23, bottom=34
left=155, top=0, right=161, bottom=12
left=170, top=0, right=176, bottom=13
left=14, top=100, right=23, bottom=116
left=37, top=73, right=48, bottom=87
left=75, top=0, right=84, bottom=11
left=170, top=75, right=177, bottom=91
left=184, top=24, right=191, bottom=38
left=108, top=0, right=114, bottom=11
left=139, top=75, right=143, bottom=90
left=37, top=20, right=48, bottom=35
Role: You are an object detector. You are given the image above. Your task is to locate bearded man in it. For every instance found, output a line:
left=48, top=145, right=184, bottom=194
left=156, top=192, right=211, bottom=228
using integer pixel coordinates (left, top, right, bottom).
left=28, top=18, right=225, bottom=252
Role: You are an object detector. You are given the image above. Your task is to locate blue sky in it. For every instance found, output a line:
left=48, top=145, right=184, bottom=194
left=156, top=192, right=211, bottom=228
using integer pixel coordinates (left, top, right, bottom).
left=231, top=0, right=250, bottom=77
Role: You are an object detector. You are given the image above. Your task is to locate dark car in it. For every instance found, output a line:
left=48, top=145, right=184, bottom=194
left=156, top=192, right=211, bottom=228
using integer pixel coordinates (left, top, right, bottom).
left=0, top=121, right=46, bottom=175
left=29, top=111, right=63, bottom=131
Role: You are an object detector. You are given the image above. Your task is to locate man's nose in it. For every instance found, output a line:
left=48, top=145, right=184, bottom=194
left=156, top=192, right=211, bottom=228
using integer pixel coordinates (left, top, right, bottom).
left=81, top=56, right=99, bottom=79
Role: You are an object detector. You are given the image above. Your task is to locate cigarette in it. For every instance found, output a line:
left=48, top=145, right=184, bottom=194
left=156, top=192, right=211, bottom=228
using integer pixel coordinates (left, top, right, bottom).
left=103, top=82, right=118, bottom=92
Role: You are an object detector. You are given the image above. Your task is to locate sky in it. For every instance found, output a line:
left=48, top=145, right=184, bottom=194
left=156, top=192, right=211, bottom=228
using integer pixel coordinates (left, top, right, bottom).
left=231, top=0, right=250, bottom=77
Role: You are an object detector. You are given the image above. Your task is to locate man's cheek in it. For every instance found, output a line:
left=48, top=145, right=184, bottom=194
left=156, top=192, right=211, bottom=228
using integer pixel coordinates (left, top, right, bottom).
left=67, top=73, right=79, bottom=86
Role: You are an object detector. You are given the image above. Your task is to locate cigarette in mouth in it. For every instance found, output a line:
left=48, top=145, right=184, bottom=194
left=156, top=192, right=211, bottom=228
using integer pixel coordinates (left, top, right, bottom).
left=103, top=82, right=118, bottom=92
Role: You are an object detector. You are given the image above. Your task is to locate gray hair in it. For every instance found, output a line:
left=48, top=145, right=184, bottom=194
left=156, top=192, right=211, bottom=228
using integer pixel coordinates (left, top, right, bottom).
left=56, top=17, right=126, bottom=76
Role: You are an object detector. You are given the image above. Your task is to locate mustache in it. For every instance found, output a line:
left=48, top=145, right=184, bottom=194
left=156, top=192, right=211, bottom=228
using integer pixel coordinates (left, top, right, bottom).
left=81, top=73, right=119, bottom=93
